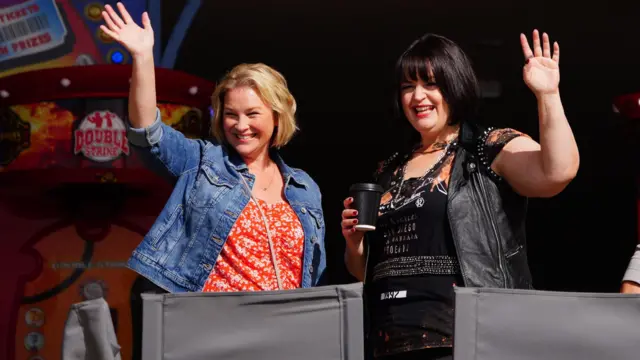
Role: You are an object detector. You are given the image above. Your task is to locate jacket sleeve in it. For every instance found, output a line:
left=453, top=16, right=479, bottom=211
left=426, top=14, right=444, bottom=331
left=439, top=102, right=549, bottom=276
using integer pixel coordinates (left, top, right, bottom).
left=127, top=108, right=207, bottom=180
left=622, top=245, right=640, bottom=284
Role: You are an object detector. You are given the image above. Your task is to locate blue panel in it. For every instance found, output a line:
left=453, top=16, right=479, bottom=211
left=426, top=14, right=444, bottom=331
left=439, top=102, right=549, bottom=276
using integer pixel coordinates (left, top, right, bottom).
left=146, top=0, right=161, bottom=66
left=69, top=0, right=148, bottom=65
left=159, top=0, right=201, bottom=69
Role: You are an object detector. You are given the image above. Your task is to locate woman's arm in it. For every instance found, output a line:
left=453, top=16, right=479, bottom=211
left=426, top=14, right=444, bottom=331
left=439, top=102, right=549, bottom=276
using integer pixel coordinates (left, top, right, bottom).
left=621, top=245, right=640, bottom=294
left=128, top=50, right=157, bottom=129
left=101, top=3, right=156, bottom=129
left=102, top=4, right=204, bottom=178
left=342, top=197, right=366, bottom=281
left=621, top=281, right=640, bottom=294
left=344, top=239, right=366, bottom=281
left=493, top=30, right=579, bottom=198
left=493, top=92, right=579, bottom=197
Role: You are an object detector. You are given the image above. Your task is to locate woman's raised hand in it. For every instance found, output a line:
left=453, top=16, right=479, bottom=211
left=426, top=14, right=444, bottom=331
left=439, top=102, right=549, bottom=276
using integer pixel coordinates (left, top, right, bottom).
left=100, top=2, right=154, bottom=58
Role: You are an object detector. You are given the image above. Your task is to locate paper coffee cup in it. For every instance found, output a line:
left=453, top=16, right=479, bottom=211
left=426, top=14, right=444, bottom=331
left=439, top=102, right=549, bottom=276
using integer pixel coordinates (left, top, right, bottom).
left=349, top=183, right=384, bottom=232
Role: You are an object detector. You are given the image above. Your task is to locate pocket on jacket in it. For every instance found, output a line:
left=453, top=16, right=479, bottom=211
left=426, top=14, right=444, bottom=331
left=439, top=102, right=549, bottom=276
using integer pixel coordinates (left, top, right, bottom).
left=190, top=165, right=233, bottom=208
left=150, top=204, right=184, bottom=250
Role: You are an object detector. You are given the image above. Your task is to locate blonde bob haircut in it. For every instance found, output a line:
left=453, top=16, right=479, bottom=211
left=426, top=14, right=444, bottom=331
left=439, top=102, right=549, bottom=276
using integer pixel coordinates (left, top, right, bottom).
left=210, top=63, right=298, bottom=148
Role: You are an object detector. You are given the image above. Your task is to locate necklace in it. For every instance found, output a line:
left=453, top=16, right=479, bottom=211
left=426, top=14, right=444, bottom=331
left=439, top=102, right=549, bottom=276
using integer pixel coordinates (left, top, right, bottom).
left=389, top=140, right=456, bottom=210
left=416, top=140, right=449, bottom=154
left=260, top=164, right=277, bottom=191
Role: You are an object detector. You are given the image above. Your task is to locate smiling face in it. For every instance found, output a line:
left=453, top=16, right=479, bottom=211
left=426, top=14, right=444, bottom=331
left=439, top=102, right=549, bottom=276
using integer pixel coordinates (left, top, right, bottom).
left=222, top=86, right=277, bottom=160
left=394, top=34, right=482, bottom=142
left=400, top=77, right=450, bottom=139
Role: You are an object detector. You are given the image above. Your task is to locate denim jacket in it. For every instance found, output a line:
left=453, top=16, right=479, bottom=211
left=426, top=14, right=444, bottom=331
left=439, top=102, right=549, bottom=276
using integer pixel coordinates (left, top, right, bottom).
left=125, top=109, right=326, bottom=292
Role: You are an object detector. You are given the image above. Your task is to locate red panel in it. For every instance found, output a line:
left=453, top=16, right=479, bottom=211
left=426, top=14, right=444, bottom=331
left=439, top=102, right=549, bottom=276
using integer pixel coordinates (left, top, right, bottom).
left=613, top=93, right=640, bottom=120
left=0, top=65, right=215, bottom=108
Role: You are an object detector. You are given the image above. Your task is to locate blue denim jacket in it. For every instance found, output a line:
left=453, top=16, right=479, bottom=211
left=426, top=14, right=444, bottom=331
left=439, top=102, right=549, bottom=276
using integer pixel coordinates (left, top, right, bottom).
left=126, top=109, right=326, bottom=292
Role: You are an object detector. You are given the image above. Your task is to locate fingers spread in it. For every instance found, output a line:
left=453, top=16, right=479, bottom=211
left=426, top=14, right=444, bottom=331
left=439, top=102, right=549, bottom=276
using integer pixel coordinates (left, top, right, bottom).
left=116, top=2, right=133, bottom=24
left=520, top=33, right=533, bottom=60
left=532, top=29, right=542, bottom=57
left=552, top=42, right=560, bottom=63
left=102, top=10, right=120, bottom=31
left=104, top=4, right=125, bottom=27
left=542, top=32, right=551, bottom=58
left=99, top=25, right=118, bottom=41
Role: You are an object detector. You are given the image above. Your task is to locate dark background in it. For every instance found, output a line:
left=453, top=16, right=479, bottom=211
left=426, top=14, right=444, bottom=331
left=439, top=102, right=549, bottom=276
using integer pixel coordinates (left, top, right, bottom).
left=161, top=0, right=639, bottom=291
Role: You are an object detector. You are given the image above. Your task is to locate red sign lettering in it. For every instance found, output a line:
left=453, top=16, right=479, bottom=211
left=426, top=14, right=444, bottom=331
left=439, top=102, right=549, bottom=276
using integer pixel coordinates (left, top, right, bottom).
left=11, top=33, right=52, bottom=53
left=0, top=3, right=40, bottom=24
left=73, top=111, right=130, bottom=162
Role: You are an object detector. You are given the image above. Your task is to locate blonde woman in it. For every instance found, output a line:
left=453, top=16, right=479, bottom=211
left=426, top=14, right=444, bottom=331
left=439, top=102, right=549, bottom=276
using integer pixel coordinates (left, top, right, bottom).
left=101, top=3, right=325, bottom=293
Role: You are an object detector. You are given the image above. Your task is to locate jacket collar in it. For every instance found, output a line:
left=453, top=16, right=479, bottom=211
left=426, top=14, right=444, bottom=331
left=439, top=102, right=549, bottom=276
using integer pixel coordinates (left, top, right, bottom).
left=458, top=121, right=481, bottom=155
left=225, top=145, right=308, bottom=188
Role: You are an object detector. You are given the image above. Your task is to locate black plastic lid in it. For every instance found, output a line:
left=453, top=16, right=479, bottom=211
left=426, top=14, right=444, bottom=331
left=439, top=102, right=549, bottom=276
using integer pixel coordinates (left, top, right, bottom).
left=349, top=183, right=384, bottom=193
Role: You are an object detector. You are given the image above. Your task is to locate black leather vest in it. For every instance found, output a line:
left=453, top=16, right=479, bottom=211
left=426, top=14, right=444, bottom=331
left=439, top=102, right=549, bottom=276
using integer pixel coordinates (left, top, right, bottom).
left=368, top=122, right=533, bottom=289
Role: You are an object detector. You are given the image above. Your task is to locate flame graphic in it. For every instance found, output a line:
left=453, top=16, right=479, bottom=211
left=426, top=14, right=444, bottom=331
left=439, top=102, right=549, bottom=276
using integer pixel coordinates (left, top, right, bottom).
left=0, top=102, right=196, bottom=171
left=158, top=103, right=191, bottom=126
left=1, top=103, right=76, bottom=171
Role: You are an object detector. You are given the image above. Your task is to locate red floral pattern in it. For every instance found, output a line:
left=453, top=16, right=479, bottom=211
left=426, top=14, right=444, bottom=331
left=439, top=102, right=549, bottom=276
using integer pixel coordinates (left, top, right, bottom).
left=202, top=199, right=304, bottom=292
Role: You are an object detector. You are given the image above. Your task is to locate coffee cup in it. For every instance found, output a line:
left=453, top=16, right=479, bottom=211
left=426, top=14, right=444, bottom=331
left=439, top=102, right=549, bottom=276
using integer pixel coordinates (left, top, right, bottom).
left=349, top=183, right=384, bottom=232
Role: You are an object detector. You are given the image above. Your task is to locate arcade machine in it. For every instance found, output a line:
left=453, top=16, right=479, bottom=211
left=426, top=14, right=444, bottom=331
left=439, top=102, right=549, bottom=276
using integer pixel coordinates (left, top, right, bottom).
left=0, top=1, right=213, bottom=359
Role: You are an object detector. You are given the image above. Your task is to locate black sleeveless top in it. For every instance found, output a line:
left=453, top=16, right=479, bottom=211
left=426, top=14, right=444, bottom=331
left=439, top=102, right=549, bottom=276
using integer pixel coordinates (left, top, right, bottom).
left=366, top=128, right=524, bottom=358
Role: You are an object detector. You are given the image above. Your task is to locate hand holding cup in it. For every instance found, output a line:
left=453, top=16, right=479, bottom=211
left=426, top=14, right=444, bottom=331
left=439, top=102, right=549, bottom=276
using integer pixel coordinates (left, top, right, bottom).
left=341, top=183, right=384, bottom=253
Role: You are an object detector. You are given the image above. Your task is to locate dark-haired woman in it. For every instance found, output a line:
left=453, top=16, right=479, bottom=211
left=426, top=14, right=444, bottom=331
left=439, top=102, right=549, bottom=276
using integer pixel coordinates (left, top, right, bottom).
left=342, top=30, right=579, bottom=359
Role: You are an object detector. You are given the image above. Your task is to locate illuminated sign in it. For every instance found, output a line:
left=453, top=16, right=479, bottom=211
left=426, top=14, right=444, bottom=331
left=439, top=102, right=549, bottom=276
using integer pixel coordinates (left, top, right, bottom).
left=73, top=110, right=129, bottom=162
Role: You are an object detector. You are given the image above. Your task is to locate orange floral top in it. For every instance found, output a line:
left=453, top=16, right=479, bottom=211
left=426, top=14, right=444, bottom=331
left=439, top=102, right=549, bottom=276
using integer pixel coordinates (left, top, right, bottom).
left=202, top=199, right=305, bottom=292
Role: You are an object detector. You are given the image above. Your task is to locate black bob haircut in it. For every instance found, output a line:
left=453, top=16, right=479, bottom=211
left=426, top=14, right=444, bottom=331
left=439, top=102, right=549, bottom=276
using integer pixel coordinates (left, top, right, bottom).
left=394, top=33, right=480, bottom=128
